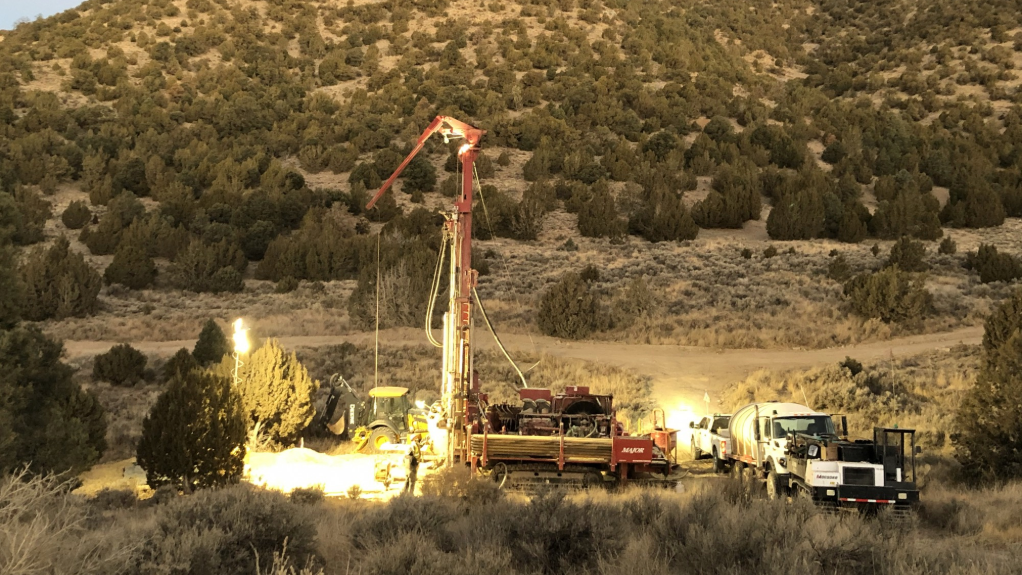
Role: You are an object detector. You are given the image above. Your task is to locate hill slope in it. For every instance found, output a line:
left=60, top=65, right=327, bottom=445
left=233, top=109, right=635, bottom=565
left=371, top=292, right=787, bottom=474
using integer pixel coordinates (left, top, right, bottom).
left=0, top=0, right=1021, bottom=347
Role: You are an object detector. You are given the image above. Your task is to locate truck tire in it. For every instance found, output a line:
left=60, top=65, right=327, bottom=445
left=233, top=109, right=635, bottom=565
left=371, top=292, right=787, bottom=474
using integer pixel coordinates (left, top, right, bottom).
left=368, top=427, right=399, bottom=453
left=730, top=461, right=744, bottom=483
left=690, top=438, right=702, bottom=460
left=712, top=449, right=725, bottom=474
left=766, top=471, right=781, bottom=500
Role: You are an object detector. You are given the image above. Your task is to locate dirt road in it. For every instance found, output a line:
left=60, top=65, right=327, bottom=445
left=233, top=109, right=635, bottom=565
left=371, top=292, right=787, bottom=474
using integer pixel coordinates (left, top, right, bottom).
left=65, top=325, right=982, bottom=409
left=497, top=326, right=983, bottom=410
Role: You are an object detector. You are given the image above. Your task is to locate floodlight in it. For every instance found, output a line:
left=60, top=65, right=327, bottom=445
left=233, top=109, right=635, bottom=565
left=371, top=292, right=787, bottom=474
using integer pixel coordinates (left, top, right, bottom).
left=232, top=318, right=250, bottom=355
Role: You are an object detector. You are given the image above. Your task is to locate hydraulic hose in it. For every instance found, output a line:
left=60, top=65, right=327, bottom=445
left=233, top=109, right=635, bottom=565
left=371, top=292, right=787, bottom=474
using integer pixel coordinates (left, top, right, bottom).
left=424, top=233, right=447, bottom=348
left=472, top=286, right=528, bottom=389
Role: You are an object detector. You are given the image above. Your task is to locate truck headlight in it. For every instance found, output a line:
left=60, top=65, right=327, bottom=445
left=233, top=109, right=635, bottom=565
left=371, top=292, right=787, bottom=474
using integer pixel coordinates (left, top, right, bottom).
left=826, top=489, right=835, bottom=496
left=898, top=493, right=907, bottom=500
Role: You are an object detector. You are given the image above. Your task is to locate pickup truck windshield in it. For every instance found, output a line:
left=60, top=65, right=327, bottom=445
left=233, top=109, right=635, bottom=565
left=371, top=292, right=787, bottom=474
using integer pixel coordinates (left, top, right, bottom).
left=772, top=416, right=835, bottom=438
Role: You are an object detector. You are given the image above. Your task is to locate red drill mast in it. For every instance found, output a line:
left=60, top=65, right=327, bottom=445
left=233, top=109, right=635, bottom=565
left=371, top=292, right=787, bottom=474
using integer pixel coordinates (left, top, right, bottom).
left=366, top=116, right=486, bottom=465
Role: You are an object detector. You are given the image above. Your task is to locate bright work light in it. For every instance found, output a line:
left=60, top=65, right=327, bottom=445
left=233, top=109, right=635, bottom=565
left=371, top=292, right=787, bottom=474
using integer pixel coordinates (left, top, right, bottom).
left=232, top=318, right=250, bottom=355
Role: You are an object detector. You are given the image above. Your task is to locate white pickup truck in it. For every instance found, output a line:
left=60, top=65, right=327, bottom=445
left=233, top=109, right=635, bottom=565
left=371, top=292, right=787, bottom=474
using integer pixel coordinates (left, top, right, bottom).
left=689, top=413, right=731, bottom=472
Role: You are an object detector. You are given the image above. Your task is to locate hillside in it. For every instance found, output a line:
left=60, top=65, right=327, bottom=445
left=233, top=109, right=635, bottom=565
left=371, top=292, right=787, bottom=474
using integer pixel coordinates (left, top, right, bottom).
left=1, top=0, right=1021, bottom=349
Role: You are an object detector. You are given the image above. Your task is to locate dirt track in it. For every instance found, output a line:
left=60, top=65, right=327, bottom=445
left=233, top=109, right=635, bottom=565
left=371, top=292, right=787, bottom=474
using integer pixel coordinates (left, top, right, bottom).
left=65, top=325, right=983, bottom=410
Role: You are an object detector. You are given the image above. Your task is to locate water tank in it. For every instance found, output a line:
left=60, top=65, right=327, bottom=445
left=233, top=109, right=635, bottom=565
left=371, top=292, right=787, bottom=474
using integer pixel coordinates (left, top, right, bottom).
left=729, top=402, right=820, bottom=463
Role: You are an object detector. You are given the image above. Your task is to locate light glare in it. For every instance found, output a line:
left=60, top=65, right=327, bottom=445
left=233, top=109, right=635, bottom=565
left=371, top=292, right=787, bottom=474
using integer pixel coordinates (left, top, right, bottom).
left=246, top=448, right=404, bottom=498
left=665, top=402, right=699, bottom=443
left=232, top=318, right=250, bottom=354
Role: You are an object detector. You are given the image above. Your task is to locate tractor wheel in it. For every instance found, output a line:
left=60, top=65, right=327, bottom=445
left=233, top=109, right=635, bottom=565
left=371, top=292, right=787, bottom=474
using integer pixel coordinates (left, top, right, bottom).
left=368, top=427, right=399, bottom=453
left=690, top=439, right=702, bottom=460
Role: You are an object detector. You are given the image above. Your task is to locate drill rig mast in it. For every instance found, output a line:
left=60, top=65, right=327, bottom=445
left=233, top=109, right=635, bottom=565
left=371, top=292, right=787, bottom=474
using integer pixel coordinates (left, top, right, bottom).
left=366, top=116, right=485, bottom=466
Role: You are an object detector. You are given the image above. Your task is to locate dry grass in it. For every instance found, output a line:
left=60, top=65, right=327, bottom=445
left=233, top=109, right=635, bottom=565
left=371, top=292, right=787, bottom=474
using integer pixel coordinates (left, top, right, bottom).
left=43, top=280, right=355, bottom=343
left=478, top=227, right=1022, bottom=349
left=0, top=470, right=133, bottom=575
left=9, top=457, right=1022, bottom=575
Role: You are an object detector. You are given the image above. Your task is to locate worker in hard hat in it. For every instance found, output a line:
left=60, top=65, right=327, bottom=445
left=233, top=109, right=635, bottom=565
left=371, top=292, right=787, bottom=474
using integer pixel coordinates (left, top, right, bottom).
left=403, top=434, right=422, bottom=494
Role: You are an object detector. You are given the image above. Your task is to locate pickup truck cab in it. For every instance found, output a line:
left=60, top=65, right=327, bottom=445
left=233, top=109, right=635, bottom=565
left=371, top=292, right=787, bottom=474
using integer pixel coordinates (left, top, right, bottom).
left=690, top=414, right=731, bottom=472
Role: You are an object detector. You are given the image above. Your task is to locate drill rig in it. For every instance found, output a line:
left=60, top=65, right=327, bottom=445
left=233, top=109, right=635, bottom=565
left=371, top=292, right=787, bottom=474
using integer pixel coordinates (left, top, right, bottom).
left=366, top=116, right=678, bottom=487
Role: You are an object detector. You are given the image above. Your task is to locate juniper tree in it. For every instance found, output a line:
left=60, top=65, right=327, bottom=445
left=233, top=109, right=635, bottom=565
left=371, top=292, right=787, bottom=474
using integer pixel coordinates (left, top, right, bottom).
left=20, top=236, right=102, bottom=321
left=104, top=242, right=157, bottom=289
left=193, top=319, right=231, bottom=366
left=827, top=254, right=852, bottom=282
left=93, top=343, right=147, bottom=386
left=236, top=339, right=317, bottom=445
left=0, top=327, right=107, bottom=475
left=577, top=184, right=625, bottom=239
left=625, top=178, right=698, bottom=243
left=953, top=290, right=1022, bottom=480
left=836, top=204, right=868, bottom=243
left=843, top=266, right=933, bottom=323
left=941, top=180, right=1006, bottom=229
left=0, top=247, right=24, bottom=329
left=938, top=236, right=957, bottom=255
left=163, top=347, right=200, bottom=381
left=767, top=188, right=825, bottom=240
left=137, top=369, right=246, bottom=491
left=78, top=192, right=145, bottom=255
left=537, top=272, right=603, bottom=339
left=647, top=191, right=699, bottom=242
left=885, top=236, right=929, bottom=272
left=601, top=138, right=636, bottom=181
left=169, top=239, right=246, bottom=293
left=0, top=187, right=50, bottom=246
left=965, top=244, right=1021, bottom=284
left=347, top=240, right=436, bottom=330
left=871, top=186, right=942, bottom=240
left=401, top=155, right=437, bottom=193
left=693, top=161, right=761, bottom=229
left=61, top=200, right=92, bottom=229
